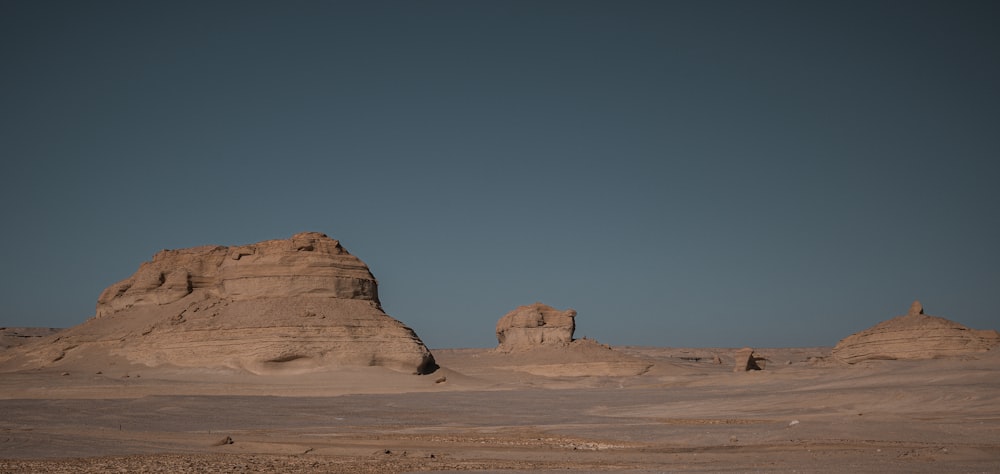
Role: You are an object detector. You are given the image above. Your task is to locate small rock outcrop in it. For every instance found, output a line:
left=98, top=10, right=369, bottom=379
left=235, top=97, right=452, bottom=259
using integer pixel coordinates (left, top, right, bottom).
left=1, top=233, right=437, bottom=374
left=495, top=303, right=576, bottom=352
left=733, top=347, right=766, bottom=372
left=832, top=301, right=1000, bottom=364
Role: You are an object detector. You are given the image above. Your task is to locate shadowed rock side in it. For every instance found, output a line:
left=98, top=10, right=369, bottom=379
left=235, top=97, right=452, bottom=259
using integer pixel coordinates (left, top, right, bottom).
left=832, top=301, right=1000, bottom=364
left=496, top=303, right=576, bottom=352
left=0, top=232, right=437, bottom=375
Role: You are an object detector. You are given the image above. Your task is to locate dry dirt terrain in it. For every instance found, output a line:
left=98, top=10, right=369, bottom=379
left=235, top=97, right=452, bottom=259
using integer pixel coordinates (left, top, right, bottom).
left=2, top=345, right=998, bottom=473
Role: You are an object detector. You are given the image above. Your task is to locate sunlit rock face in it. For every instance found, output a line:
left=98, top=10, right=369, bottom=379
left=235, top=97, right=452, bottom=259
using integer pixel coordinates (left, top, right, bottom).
left=496, top=302, right=577, bottom=352
left=96, top=232, right=379, bottom=317
left=832, top=301, right=1000, bottom=364
left=7, top=233, right=437, bottom=375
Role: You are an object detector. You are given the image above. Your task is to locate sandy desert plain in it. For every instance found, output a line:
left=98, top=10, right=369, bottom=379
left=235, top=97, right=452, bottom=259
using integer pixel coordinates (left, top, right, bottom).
left=1, top=338, right=999, bottom=473
left=1, top=233, right=998, bottom=473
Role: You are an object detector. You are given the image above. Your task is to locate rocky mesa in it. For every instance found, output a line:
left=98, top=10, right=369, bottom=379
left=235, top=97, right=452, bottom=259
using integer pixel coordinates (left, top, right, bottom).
left=0, top=232, right=437, bottom=375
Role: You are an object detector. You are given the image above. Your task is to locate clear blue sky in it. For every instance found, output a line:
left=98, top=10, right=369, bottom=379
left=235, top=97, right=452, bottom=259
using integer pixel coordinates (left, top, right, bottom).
left=2, top=1, right=998, bottom=348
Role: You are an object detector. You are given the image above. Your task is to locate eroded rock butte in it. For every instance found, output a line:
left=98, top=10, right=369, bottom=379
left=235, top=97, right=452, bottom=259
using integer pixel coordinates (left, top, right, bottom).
left=496, top=303, right=576, bottom=352
left=3, top=232, right=437, bottom=374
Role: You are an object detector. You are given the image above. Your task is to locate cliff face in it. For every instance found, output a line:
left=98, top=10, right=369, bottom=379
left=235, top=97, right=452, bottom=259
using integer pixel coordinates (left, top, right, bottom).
left=832, top=301, right=1000, bottom=364
left=4, top=233, right=437, bottom=375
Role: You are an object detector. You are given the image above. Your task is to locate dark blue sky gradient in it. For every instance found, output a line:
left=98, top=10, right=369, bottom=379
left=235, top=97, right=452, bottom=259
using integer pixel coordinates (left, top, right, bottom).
left=2, top=1, right=998, bottom=348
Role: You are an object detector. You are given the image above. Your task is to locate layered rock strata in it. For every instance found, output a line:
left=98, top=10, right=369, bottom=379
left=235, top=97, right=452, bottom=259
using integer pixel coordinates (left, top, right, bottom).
left=832, top=301, right=1000, bottom=364
left=496, top=303, right=576, bottom=352
left=2, top=233, right=437, bottom=374
left=96, top=232, right=378, bottom=317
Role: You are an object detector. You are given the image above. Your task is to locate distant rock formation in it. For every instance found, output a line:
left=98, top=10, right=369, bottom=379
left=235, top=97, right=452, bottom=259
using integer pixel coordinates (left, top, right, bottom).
left=832, top=301, right=1000, bottom=364
left=1, top=233, right=437, bottom=374
left=0, top=328, right=62, bottom=351
left=491, top=304, right=653, bottom=375
left=733, top=347, right=766, bottom=372
left=495, top=303, right=576, bottom=352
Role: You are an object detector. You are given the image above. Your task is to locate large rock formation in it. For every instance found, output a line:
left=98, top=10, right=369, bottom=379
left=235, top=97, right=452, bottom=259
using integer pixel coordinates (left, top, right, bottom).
left=1, top=232, right=437, bottom=374
left=832, top=301, right=1000, bottom=364
left=495, top=303, right=576, bottom=352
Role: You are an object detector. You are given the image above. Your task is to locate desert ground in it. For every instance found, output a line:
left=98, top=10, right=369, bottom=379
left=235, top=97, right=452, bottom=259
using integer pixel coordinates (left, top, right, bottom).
left=2, top=343, right=998, bottom=473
